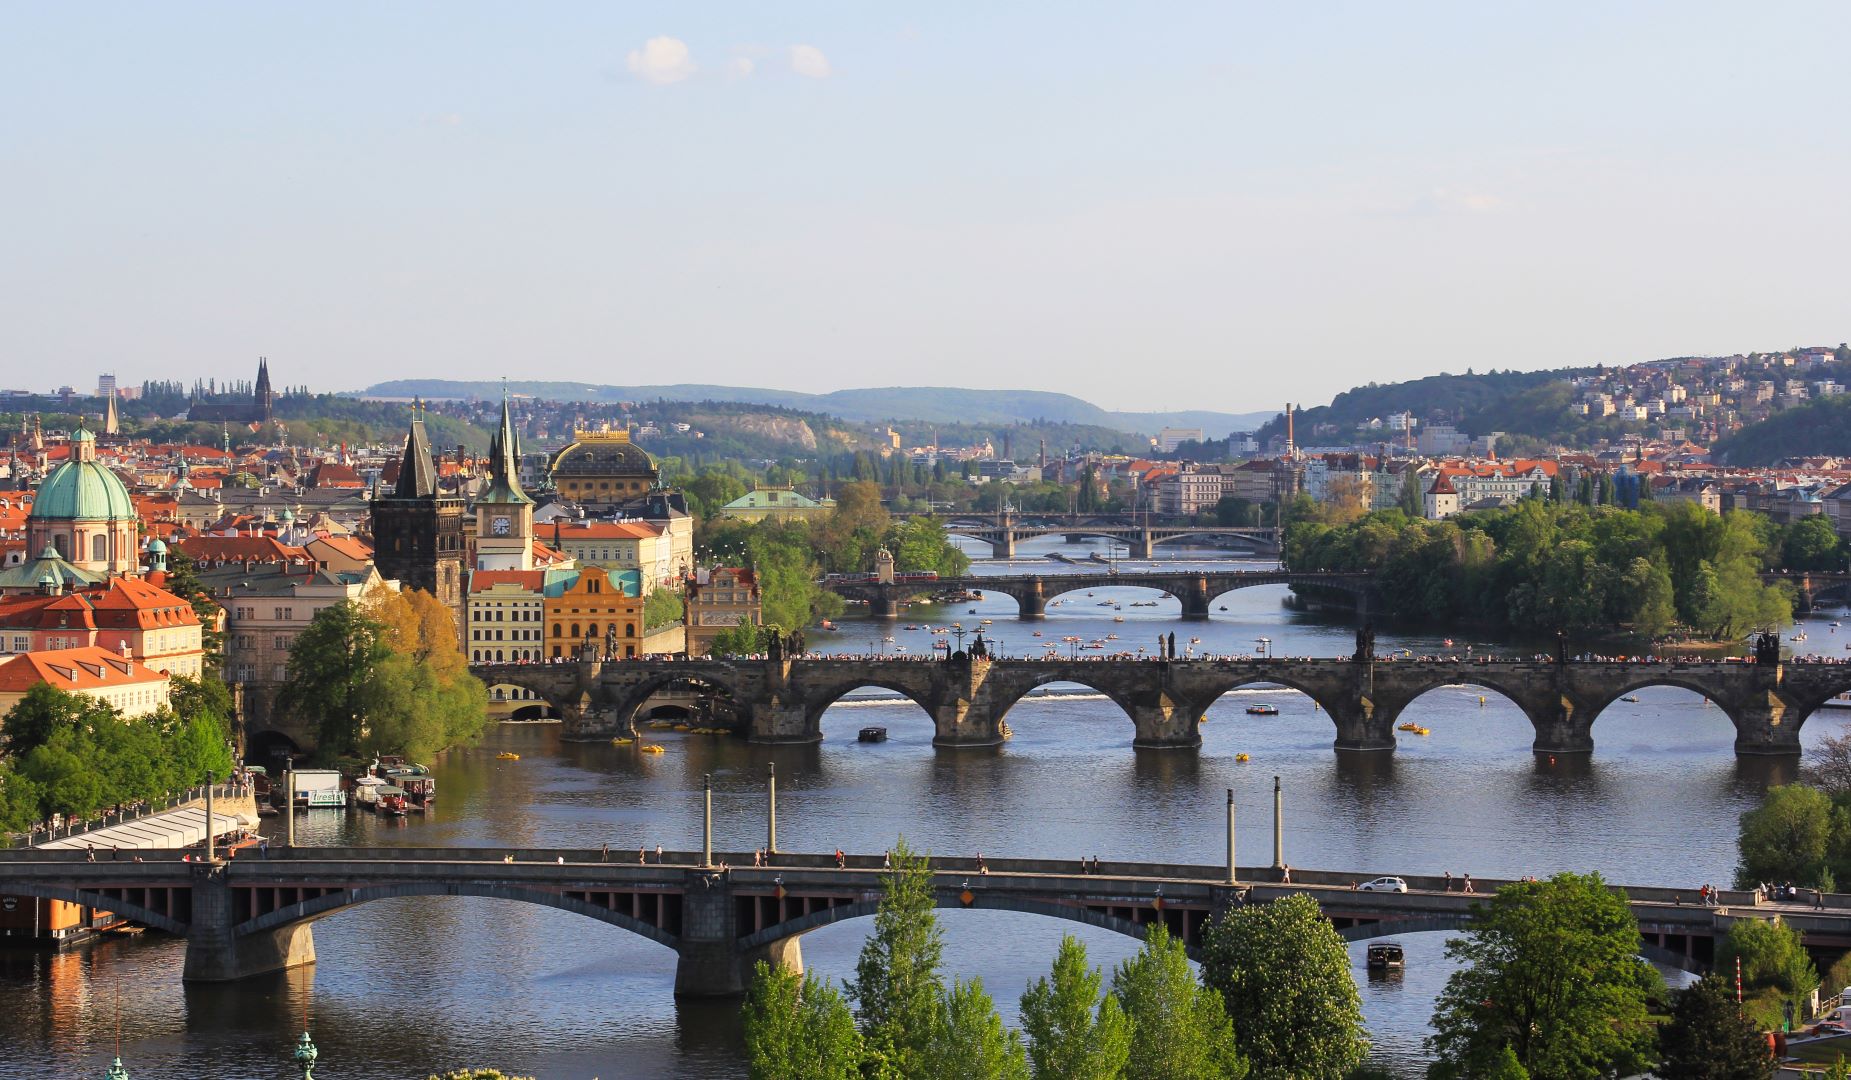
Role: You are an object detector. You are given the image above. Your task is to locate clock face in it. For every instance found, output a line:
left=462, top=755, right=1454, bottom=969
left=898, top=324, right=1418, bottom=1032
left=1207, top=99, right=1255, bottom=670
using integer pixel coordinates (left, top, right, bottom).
left=491, top=516, right=512, bottom=536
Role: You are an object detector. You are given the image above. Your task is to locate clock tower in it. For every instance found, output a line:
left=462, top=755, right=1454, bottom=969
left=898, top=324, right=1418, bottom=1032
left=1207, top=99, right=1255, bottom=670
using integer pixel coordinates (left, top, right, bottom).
left=475, top=389, right=534, bottom=571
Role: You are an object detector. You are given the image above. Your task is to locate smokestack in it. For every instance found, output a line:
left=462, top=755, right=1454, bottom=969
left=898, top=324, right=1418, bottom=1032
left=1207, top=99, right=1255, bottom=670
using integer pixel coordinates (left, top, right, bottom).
left=1285, top=403, right=1295, bottom=458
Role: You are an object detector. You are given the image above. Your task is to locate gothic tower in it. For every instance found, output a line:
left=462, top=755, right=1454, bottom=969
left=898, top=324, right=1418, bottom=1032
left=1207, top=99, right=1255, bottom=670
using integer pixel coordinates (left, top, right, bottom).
left=474, top=389, right=534, bottom=571
left=370, top=403, right=467, bottom=637
left=254, top=356, right=275, bottom=424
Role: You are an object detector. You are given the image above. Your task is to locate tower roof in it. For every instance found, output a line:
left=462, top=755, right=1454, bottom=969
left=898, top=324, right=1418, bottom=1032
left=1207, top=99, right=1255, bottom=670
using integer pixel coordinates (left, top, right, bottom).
left=392, top=409, right=439, bottom=498
left=479, top=388, right=532, bottom=506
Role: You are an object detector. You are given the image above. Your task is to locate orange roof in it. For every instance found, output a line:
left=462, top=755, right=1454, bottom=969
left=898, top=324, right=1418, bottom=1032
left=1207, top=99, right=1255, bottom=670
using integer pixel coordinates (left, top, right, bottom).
left=86, top=577, right=200, bottom=629
left=0, top=646, right=168, bottom=693
left=552, top=521, right=662, bottom=540
left=471, top=570, right=547, bottom=592
left=176, top=536, right=310, bottom=564
left=307, top=534, right=372, bottom=561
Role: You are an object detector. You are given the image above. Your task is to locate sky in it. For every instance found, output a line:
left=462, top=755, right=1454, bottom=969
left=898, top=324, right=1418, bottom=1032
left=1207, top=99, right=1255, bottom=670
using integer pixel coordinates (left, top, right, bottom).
left=4, top=3, right=1850, bottom=414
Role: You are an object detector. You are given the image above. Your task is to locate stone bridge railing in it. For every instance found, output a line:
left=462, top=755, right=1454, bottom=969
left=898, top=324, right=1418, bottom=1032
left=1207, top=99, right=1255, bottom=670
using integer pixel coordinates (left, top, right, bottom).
left=468, top=655, right=1851, bottom=758
left=8, top=848, right=1845, bottom=994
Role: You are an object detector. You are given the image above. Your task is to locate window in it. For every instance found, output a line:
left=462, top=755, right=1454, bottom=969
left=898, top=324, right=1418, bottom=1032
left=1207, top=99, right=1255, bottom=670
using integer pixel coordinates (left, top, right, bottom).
left=92, top=533, right=108, bottom=561
left=552, top=623, right=561, bottom=637
left=274, top=636, right=291, bottom=650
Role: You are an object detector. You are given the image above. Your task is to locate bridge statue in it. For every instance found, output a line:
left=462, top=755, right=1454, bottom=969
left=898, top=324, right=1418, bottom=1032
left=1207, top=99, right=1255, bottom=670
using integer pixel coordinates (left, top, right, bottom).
left=1756, top=631, right=1781, bottom=666
left=1353, top=623, right=1376, bottom=663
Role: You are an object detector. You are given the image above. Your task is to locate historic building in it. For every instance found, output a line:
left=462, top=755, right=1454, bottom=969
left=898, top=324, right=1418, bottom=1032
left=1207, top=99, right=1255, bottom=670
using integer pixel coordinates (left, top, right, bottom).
left=547, top=428, right=658, bottom=508
left=25, top=426, right=138, bottom=575
left=473, top=393, right=534, bottom=572
left=369, top=407, right=466, bottom=632
left=543, top=565, right=643, bottom=660
left=684, top=566, right=760, bottom=656
left=187, top=356, right=277, bottom=425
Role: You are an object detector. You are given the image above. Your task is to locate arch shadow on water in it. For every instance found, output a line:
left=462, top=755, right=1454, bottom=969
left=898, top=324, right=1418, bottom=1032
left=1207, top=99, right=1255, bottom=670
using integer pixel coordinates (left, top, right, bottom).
left=815, top=683, right=940, bottom=748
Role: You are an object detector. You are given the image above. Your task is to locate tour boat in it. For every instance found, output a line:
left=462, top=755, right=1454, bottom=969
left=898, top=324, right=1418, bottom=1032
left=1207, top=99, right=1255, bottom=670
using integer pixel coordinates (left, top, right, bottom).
left=1366, top=943, right=1405, bottom=970
left=1396, top=721, right=1421, bottom=732
left=496, top=752, right=521, bottom=761
left=396, top=775, right=436, bottom=810
left=858, top=727, right=889, bottom=743
left=1246, top=704, right=1280, bottom=716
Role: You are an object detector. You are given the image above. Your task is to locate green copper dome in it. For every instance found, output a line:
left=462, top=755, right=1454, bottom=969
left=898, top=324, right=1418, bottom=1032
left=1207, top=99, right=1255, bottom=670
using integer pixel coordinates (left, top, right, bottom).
left=32, top=455, right=135, bottom=522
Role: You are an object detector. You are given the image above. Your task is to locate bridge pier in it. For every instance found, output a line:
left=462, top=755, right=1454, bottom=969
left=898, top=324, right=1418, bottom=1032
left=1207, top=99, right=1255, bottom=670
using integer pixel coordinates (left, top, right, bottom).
left=1129, top=700, right=1204, bottom=750
left=1328, top=701, right=1396, bottom=753
left=675, top=870, right=803, bottom=996
left=867, top=591, right=898, bottom=619
left=1177, top=578, right=1211, bottom=619
left=748, top=702, right=821, bottom=744
left=1017, top=581, right=1047, bottom=619
left=1131, top=530, right=1154, bottom=560
left=182, top=865, right=316, bottom=982
left=1530, top=699, right=1595, bottom=756
left=931, top=699, right=1008, bottom=748
left=1730, top=692, right=1804, bottom=756
left=993, top=531, right=1016, bottom=560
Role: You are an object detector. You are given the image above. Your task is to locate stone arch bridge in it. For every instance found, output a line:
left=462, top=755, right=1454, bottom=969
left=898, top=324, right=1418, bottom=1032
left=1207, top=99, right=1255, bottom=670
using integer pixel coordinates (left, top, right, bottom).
left=908, top=510, right=1280, bottom=559
left=824, top=569, right=1374, bottom=618
left=469, top=653, right=1851, bottom=756
left=4, top=849, right=1834, bottom=994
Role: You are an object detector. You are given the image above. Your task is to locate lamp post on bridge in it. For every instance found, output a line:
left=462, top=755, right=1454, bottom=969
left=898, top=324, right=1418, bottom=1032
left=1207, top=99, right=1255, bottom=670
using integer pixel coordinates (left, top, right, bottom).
left=1226, top=788, right=1237, bottom=886
left=767, top=762, right=777, bottom=856
left=1273, top=775, right=1284, bottom=870
left=702, top=773, right=713, bottom=869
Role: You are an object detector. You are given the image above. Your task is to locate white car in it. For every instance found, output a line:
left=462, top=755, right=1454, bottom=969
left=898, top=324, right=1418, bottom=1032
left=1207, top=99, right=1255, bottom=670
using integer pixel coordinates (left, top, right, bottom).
left=1357, top=877, right=1409, bottom=893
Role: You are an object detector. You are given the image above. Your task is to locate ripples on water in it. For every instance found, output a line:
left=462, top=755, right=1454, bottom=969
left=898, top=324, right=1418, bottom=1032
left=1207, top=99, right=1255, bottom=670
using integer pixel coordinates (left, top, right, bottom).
left=0, top=545, right=1834, bottom=1077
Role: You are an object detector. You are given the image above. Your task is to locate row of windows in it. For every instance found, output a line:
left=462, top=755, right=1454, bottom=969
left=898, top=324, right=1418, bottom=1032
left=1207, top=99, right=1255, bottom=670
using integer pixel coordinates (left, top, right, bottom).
left=472, top=628, right=540, bottom=642
left=550, top=622, right=638, bottom=639
left=466, top=608, right=539, bottom=622
left=472, top=649, right=541, bottom=663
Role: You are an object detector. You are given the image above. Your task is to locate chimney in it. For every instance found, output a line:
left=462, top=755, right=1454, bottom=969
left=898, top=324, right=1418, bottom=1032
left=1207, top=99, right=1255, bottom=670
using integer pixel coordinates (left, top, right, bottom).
left=1285, top=403, right=1295, bottom=459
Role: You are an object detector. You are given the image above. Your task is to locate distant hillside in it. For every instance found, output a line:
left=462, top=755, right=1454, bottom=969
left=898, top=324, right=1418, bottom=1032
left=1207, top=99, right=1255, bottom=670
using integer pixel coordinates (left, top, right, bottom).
left=359, top=380, right=1271, bottom=439
left=1714, top=395, right=1851, bottom=464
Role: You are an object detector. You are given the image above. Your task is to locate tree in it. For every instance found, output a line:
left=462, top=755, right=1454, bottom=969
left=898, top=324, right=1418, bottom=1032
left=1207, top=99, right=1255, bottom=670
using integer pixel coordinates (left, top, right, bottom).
left=366, top=588, right=488, bottom=762
left=168, top=673, right=236, bottom=745
left=847, top=837, right=944, bottom=1077
left=644, top=586, right=685, bottom=631
left=1428, top=873, right=1656, bottom=1079
left=1656, top=973, right=1775, bottom=1079
left=1781, top=516, right=1845, bottom=572
left=922, top=978, right=1029, bottom=1080
left=708, top=621, right=766, bottom=657
left=277, top=600, right=388, bottom=757
left=0, top=764, right=44, bottom=833
left=1398, top=471, right=1424, bottom=517
left=742, top=961, right=864, bottom=1080
left=1110, top=924, right=1246, bottom=1080
left=1018, top=935, right=1131, bottom=1080
left=1803, top=724, right=1851, bottom=795
left=1716, top=918, right=1819, bottom=1029
left=1, top=681, right=115, bottom=757
left=1736, top=784, right=1835, bottom=889
left=1201, top=893, right=1368, bottom=1080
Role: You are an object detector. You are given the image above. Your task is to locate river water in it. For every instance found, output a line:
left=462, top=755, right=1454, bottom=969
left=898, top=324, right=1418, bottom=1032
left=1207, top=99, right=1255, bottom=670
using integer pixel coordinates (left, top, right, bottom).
left=5, top=539, right=1847, bottom=1078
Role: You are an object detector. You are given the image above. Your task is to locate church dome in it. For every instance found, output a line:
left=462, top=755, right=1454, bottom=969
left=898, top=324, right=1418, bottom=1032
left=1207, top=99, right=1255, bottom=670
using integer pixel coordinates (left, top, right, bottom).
left=31, top=435, right=135, bottom=522
left=549, top=431, right=657, bottom=478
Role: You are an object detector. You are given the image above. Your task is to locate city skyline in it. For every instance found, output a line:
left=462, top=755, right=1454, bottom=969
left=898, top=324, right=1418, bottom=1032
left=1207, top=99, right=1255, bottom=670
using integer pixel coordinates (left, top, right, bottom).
left=6, top=4, right=1851, bottom=411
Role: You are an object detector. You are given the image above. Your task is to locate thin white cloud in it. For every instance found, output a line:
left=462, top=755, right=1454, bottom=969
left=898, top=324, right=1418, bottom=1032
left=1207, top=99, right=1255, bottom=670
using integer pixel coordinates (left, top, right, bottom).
left=790, top=44, right=831, bottom=79
left=627, top=36, right=696, bottom=85
left=727, top=56, right=755, bottom=80
left=425, top=112, right=463, bottom=127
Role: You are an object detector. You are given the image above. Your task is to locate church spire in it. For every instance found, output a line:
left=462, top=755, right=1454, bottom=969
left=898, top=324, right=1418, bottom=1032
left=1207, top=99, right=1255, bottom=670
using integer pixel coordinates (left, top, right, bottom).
left=480, top=382, right=532, bottom=506
left=392, top=403, right=439, bottom=499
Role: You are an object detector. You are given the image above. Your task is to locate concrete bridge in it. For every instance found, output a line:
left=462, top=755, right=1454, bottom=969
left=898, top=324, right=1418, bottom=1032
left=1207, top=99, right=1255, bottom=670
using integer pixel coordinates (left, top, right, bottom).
left=823, top=569, right=1374, bottom=619
left=467, top=651, right=1851, bottom=756
left=3, top=847, right=1840, bottom=994
left=900, top=510, right=1279, bottom=558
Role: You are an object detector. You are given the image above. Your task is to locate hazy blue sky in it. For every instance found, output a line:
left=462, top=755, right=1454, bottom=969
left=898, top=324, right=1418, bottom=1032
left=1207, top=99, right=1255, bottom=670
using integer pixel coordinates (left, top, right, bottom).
left=5, top=3, right=1848, bottom=412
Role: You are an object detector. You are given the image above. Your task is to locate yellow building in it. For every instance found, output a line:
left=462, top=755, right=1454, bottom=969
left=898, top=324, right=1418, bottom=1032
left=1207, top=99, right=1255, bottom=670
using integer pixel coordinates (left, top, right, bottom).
left=544, top=565, right=644, bottom=660
left=548, top=429, right=659, bottom=508
left=466, top=570, right=550, bottom=664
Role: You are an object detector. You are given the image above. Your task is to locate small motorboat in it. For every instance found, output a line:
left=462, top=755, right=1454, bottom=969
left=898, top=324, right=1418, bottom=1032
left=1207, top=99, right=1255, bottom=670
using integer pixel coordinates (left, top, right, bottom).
left=1113, top=616, right=1125, bottom=623
left=858, top=727, right=889, bottom=743
left=496, top=752, right=521, bottom=761
left=820, top=620, right=837, bottom=631
left=1246, top=704, right=1280, bottom=716
left=1622, top=694, right=1640, bottom=703
left=969, top=608, right=978, bottom=614
left=1366, top=942, right=1405, bottom=970
left=1218, top=605, right=1227, bottom=611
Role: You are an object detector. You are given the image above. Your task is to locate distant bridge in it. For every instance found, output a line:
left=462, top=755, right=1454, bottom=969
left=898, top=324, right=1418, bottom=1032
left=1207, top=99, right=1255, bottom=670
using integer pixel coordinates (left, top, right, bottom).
left=823, top=569, right=1373, bottom=618
left=893, top=510, right=1279, bottom=558
left=467, top=651, right=1848, bottom=756
left=0, top=847, right=1826, bottom=993
left=1763, top=570, right=1851, bottom=613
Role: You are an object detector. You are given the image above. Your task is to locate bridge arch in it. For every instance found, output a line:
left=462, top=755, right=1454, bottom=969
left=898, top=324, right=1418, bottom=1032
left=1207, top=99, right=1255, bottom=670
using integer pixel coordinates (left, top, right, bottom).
left=1337, top=914, right=1706, bottom=975
left=1370, top=679, right=1541, bottom=743
left=233, top=881, right=680, bottom=951
left=0, top=882, right=188, bottom=936
left=738, top=893, right=1202, bottom=960
left=1581, top=678, right=1758, bottom=747
left=1198, top=675, right=1352, bottom=726
left=988, top=671, right=1149, bottom=733
left=802, top=679, right=941, bottom=733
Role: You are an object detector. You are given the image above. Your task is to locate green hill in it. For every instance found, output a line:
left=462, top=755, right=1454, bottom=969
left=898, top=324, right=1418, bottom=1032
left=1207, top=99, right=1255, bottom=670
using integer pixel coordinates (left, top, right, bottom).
left=1714, top=395, right=1851, bottom=464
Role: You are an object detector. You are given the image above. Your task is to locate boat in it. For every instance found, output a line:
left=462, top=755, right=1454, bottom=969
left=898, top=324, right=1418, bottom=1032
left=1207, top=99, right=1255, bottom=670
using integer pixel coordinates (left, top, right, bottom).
left=969, top=608, right=978, bottom=614
left=1366, top=942, right=1405, bottom=970
left=858, top=727, right=889, bottom=743
left=1113, top=616, right=1125, bottom=623
left=1190, top=637, right=1202, bottom=644
left=351, top=775, right=388, bottom=810
left=640, top=744, right=666, bottom=754
left=377, top=790, right=410, bottom=817
left=1032, top=631, right=1043, bottom=637
left=496, top=752, right=521, bottom=761
left=1246, top=704, right=1280, bottom=716
left=1622, top=695, right=1640, bottom=703
left=820, top=620, right=837, bottom=631
left=1218, top=605, right=1227, bottom=611
left=396, top=775, right=437, bottom=810
left=1396, top=721, right=1422, bottom=732
left=289, top=769, right=347, bottom=809
left=612, top=736, right=634, bottom=745
left=1235, top=752, right=1250, bottom=762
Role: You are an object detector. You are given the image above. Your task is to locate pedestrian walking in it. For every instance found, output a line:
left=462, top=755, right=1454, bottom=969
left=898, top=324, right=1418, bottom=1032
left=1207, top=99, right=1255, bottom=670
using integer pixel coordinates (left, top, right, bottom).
left=1443, top=871, right=1452, bottom=892
left=835, top=848, right=846, bottom=869
left=600, top=842, right=610, bottom=862
left=656, top=843, right=664, bottom=863
left=1462, top=873, right=1474, bottom=894
left=1281, top=864, right=1292, bottom=884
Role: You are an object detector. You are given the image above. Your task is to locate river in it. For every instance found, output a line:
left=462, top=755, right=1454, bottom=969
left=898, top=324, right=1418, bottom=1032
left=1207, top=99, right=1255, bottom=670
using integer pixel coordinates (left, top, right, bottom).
left=4, top=539, right=1845, bottom=1078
